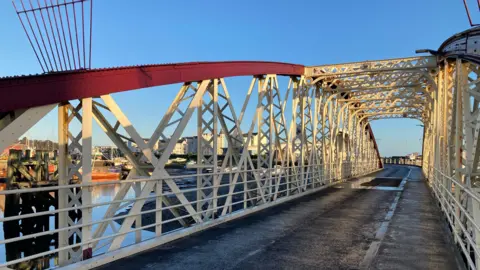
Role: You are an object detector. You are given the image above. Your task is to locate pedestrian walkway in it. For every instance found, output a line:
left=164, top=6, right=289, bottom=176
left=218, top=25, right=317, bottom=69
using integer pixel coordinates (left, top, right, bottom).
left=97, top=165, right=463, bottom=270
left=370, top=167, right=464, bottom=269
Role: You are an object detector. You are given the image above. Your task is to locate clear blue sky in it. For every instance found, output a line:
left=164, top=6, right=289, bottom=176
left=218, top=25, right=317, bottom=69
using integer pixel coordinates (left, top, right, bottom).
left=0, top=0, right=473, bottom=156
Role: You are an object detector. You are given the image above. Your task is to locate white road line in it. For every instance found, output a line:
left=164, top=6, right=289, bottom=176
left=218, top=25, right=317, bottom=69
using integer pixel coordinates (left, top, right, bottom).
left=359, top=169, right=411, bottom=269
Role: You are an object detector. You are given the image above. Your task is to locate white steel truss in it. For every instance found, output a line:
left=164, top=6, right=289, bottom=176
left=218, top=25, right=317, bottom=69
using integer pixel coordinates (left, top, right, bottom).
left=57, top=99, right=93, bottom=265
left=7, top=16, right=480, bottom=266
left=1, top=56, right=449, bottom=269
left=422, top=57, right=480, bottom=270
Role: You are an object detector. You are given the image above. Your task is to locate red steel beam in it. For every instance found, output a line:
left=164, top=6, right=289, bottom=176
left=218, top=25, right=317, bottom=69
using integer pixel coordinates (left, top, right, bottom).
left=366, top=123, right=383, bottom=168
left=0, top=61, right=304, bottom=112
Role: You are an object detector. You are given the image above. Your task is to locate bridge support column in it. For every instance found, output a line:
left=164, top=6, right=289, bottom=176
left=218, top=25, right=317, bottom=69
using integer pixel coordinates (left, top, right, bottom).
left=196, top=80, right=218, bottom=220
left=57, top=99, right=92, bottom=265
left=458, top=60, right=480, bottom=269
left=291, top=76, right=314, bottom=192
left=254, top=75, right=289, bottom=201
left=257, top=75, right=274, bottom=201
left=322, top=94, right=336, bottom=183
left=453, top=59, right=465, bottom=239
left=313, top=83, right=327, bottom=186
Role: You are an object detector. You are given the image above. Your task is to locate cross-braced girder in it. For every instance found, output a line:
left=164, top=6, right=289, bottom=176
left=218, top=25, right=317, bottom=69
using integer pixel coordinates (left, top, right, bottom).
left=8, top=21, right=480, bottom=269
left=305, top=56, right=437, bottom=123
left=305, top=56, right=436, bottom=77
left=3, top=55, right=456, bottom=269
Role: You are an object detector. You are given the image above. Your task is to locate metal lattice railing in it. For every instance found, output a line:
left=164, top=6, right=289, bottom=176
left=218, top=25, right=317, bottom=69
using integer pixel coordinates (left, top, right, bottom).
left=428, top=166, right=480, bottom=270
left=0, top=161, right=379, bottom=269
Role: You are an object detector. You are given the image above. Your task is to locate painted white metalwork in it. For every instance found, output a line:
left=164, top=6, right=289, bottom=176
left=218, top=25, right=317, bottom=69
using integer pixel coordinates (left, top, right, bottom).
left=422, top=55, right=480, bottom=270
left=2, top=55, right=458, bottom=270
left=57, top=99, right=93, bottom=265
left=305, top=56, right=436, bottom=77
left=0, top=104, right=56, bottom=153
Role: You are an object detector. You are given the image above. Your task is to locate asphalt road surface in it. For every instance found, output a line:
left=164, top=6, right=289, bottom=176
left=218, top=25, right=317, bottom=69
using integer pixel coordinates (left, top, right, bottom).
left=98, top=165, right=463, bottom=270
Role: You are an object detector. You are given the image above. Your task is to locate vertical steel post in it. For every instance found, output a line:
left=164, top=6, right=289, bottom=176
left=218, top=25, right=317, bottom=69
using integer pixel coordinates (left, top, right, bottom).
left=156, top=179, right=163, bottom=237
left=454, top=58, right=464, bottom=236
left=81, top=98, right=93, bottom=259
left=57, top=103, right=69, bottom=265
left=268, top=77, right=274, bottom=198
left=212, top=80, right=219, bottom=212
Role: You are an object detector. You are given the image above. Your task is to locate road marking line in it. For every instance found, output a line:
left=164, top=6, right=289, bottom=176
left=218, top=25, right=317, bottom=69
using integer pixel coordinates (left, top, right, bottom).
left=359, top=169, right=411, bottom=270
left=334, top=186, right=403, bottom=191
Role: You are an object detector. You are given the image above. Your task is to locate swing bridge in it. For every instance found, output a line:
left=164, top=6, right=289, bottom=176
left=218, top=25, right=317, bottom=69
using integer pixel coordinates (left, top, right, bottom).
left=1, top=1, right=480, bottom=269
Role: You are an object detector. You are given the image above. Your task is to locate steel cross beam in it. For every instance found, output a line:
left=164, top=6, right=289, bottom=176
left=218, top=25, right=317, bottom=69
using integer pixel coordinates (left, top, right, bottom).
left=10, top=37, right=480, bottom=270
left=305, top=56, right=436, bottom=77
left=317, top=72, right=430, bottom=92
left=2, top=57, right=444, bottom=269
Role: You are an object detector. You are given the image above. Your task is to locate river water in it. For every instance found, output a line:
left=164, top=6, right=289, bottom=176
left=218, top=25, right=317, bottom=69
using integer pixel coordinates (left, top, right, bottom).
left=0, top=167, right=281, bottom=269
left=0, top=168, right=201, bottom=268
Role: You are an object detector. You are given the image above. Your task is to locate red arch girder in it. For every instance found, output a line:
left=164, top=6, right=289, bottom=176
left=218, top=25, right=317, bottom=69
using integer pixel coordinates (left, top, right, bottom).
left=366, top=123, right=383, bottom=168
left=0, top=61, right=304, bottom=112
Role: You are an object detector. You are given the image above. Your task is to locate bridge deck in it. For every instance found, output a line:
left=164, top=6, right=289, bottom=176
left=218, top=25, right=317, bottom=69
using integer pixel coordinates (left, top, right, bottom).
left=97, top=166, right=462, bottom=270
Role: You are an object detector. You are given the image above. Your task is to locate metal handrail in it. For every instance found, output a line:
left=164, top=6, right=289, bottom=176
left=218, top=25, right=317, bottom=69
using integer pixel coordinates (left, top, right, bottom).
left=0, top=161, right=380, bottom=268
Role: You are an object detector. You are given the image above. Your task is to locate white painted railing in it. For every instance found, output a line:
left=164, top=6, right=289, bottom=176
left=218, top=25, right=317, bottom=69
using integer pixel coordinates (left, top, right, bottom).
left=0, top=161, right=379, bottom=269
left=428, top=166, right=480, bottom=270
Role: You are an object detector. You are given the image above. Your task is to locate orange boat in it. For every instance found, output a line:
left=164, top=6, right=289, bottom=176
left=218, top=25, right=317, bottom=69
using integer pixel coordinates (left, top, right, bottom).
left=92, top=171, right=121, bottom=181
